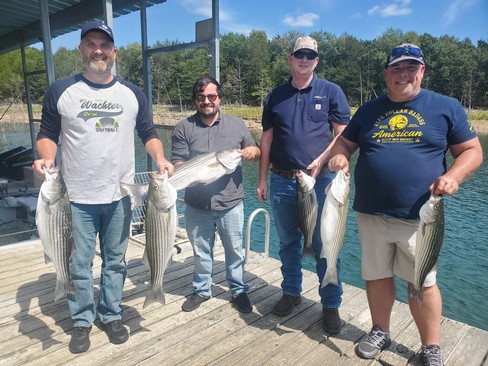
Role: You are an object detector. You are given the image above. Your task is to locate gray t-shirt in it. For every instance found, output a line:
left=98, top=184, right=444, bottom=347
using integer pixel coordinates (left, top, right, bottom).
left=171, top=112, right=257, bottom=211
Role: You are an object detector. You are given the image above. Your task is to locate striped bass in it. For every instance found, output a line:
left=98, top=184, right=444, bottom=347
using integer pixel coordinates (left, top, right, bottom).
left=296, top=170, right=318, bottom=258
left=410, top=195, right=445, bottom=302
left=168, top=149, right=242, bottom=190
left=319, top=170, right=350, bottom=288
left=121, top=171, right=178, bottom=308
left=36, top=167, right=75, bottom=301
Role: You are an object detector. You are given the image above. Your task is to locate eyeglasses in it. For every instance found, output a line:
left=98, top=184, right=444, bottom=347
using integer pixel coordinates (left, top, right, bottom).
left=293, top=50, right=318, bottom=60
left=390, top=46, right=424, bottom=58
left=196, top=93, right=218, bottom=102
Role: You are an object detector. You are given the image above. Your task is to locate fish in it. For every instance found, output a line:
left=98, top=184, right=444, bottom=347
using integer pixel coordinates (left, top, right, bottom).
left=168, top=149, right=242, bottom=190
left=36, top=166, right=75, bottom=301
left=296, top=170, right=318, bottom=258
left=410, top=195, right=445, bottom=302
left=319, top=170, right=350, bottom=288
left=121, top=171, right=178, bottom=308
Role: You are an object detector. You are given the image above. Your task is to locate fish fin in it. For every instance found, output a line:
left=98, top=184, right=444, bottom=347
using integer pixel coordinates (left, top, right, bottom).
left=120, top=182, right=149, bottom=211
left=321, top=269, right=338, bottom=288
left=143, top=287, right=166, bottom=309
left=53, top=279, right=68, bottom=301
left=142, top=249, right=150, bottom=269
left=44, top=252, right=51, bottom=264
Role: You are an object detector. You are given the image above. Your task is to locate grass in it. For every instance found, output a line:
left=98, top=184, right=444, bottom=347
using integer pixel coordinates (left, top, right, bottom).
left=1, top=103, right=487, bottom=124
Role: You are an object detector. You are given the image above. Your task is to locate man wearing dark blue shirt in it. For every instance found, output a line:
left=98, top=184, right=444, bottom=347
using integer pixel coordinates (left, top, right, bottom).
left=257, top=36, right=350, bottom=335
left=327, top=43, right=483, bottom=365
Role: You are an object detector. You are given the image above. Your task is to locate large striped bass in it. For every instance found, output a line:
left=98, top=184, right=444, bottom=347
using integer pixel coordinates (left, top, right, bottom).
left=168, top=149, right=242, bottom=190
left=121, top=171, right=178, bottom=308
left=319, top=170, right=350, bottom=288
left=36, top=167, right=75, bottom=301
left=410, top=195, right=445, bottom=302
left=296, top=170, right=318, bottom=258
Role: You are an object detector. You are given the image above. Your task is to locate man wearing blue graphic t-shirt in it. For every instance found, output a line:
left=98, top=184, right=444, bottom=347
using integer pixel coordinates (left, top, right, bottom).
left=327, top=43, right=483, bottom=365
left=32, top=20, right=174, bottom=354
left=257, top=36, right=350, bottom=335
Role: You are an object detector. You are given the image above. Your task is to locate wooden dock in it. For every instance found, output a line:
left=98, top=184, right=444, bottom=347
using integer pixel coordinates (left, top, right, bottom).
left=1, top=235, right=487, bottom=366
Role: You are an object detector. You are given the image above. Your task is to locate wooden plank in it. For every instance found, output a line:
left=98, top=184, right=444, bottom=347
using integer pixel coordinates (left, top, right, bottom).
left=0, top=239, right=487, bottom=366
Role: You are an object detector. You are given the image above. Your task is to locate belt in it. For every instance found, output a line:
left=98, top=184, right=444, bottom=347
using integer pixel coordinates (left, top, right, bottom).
left=270, top=164, right=310, bottom=179
left=270, top=163, right=330, bottom=179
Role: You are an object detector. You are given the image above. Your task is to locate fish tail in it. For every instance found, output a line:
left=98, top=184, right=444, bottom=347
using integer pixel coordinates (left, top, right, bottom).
left=321, top=269, right=338, bottom=288
left=143, top=286, right=166, bottom=309
left=408, top=287, right=424, bottom=303
left=301, top=245, right=315, bottom=258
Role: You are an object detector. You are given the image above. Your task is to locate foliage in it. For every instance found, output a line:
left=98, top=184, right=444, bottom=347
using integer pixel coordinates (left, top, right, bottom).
left=1, top=28, right=488, bottom=109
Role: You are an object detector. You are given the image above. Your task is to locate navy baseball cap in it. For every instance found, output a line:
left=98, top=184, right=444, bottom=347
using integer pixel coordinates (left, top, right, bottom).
left=81, top=20, right=114, bottom=43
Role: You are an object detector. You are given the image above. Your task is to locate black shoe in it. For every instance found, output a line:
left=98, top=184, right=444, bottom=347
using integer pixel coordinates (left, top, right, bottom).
left=182, top=293, right=211, bottom=312
left=273, top=294, right=301, bottom=317
left=69, top=326, right=92, bottom=354
left=102, top=320, right=129, bottom=344
left=233, top=293, right=253, bottom=313
left=322, top=308, right=342, bottom=335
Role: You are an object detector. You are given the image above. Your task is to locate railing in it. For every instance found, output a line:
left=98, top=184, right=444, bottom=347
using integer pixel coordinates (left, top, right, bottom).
left=244, top=208, right=270, bottom=264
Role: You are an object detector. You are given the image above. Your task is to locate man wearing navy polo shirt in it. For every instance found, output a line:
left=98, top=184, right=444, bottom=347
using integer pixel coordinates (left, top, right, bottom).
left=256, top=36, right=350, bottom=334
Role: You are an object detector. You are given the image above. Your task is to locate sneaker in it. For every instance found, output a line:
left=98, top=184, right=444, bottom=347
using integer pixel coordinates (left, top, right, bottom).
left=322, top=308, right=342, bottom=335
left=233, top=293, right=253, bottom=313
left=421, top=345, right=444, bottom=366
left=356, top=325, right=392, bottom=359
left=272, top=294, right=301, bottom=317
left=182, top=293, right=210, bottom=312
left=69, top=326, right=92, bottom=354
left=102, top=320, right=129, bottom=344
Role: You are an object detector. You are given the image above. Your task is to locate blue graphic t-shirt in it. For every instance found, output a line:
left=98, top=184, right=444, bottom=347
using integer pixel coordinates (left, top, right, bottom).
left=342, top=89, right=477, bottom=219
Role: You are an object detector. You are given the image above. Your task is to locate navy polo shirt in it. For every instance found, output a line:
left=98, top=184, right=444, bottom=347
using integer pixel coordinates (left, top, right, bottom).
left=262, top=74, right=350, bottom=170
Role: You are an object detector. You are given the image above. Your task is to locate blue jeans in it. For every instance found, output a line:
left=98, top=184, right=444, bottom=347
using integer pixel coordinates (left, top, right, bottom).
left=185, top=201, right=249, bottom=298
left=68, top=196, right=132, bottom=327
left=270, top=172, right=343, bottom=308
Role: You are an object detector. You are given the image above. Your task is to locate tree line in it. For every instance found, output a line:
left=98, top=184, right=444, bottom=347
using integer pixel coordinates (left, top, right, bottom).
left=1, top=28, right=487, bottom=111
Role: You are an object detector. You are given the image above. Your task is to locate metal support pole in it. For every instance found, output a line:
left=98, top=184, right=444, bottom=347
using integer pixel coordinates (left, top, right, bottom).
left=39, top=0, right=55, bottom=85
left=210, top=0, right=220, bottom=81
left=103, top=0, right=116, bottom=75
left=140, top=0, right=154, bottom=172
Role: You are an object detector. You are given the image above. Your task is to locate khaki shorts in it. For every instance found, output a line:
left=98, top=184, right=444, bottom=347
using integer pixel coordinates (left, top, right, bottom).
left=357, top=212, right=437, bottom=287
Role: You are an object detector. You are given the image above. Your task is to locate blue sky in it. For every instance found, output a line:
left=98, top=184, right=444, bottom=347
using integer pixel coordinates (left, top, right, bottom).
left=45, top=0, right=487, bottom=51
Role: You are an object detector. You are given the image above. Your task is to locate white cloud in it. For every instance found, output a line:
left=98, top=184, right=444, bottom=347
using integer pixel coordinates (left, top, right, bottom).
left=282, top=13, right=320, bottom=27
left=368, top=1, right=412, bottom=17
left=442, top=0, right=476, bottom=25
left=179, top=0, right=231, bottom=21
left=351, top=12, right=362, bottom=19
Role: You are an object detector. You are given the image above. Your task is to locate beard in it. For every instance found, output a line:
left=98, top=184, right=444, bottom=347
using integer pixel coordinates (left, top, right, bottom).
left=83, top=55, right=115, bottom=74
left=197, top=104, right=219, bottom=119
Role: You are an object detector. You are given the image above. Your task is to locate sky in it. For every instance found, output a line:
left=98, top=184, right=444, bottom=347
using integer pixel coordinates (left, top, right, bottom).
left=43, top=0, right=487, bottom=51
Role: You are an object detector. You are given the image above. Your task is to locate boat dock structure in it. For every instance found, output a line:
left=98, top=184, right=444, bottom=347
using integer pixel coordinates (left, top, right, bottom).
left=1, top=234, right=487, bottom=366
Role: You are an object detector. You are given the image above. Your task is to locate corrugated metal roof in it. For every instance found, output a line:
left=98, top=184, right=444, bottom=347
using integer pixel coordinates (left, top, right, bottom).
left=0, top=0, right=167, bottom=55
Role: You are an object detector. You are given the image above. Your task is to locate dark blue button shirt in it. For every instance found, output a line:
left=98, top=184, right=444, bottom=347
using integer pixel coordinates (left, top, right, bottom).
left=262, top=74, right=350, bottom=169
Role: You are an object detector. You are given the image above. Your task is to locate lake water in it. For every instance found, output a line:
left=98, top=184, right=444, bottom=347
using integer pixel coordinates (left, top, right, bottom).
left=2, top=124, right=487, bottom=331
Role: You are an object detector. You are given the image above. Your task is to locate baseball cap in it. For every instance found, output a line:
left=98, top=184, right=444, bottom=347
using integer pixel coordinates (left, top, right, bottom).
left=385, top=43, right=425, bottom=68
left=292, top=36, right=318, bottom=54
left=81, top=20, right=114, bottom=43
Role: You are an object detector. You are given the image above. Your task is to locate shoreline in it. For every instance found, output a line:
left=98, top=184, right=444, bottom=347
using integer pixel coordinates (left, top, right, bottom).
left=1, top=107, right=487, bottom=135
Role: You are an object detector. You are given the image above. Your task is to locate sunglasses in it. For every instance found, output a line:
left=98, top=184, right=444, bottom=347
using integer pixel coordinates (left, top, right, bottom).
left=293, top=50, right=318, bottom=60
left=196, top=93, right=218, bottom=102
left=390, top=46, right=423, bottom=58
